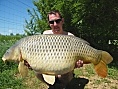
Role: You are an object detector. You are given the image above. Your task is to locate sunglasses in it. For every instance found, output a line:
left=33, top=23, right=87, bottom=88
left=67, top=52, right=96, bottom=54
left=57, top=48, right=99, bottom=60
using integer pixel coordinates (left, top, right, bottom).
left=49, top=19, right=62, bottom=24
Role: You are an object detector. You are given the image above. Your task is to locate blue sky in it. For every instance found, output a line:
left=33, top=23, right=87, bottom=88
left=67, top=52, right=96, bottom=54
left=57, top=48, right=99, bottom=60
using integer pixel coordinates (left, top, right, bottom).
left=0, top=0, right=36, bottom=35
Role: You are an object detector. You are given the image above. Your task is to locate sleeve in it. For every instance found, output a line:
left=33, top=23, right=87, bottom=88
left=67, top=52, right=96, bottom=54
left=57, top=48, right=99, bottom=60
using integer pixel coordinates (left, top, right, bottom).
left=68, top=32, right=74, bottom=36
left=43, top=30, right=52, bottom=34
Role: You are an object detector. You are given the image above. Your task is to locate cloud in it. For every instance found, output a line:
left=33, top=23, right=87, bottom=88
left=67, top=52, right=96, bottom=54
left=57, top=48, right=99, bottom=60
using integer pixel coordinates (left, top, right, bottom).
left=8, top=30, right=13, bottom=33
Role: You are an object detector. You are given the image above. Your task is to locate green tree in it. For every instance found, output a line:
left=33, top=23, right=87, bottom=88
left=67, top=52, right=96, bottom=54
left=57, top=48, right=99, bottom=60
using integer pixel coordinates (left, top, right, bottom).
left=10, top=33, right=14, bottom=36
left=25, top=0, right=118, bottom=53
left=24, top=9, right=42, bottom=35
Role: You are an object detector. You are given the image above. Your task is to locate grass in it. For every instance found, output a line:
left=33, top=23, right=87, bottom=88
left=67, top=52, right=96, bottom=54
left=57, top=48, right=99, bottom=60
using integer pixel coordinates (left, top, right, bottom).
left=0, top=35, right=118, bottom=89
left=0, top=69, right=25, bottom=89
left=108, top=67, right=118, bottom=79
left=75, top=64, right=118, bottom=89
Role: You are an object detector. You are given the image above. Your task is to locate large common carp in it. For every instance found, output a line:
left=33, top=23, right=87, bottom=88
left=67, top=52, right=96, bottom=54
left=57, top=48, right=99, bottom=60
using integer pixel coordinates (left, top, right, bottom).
left=2, top=34, right=113, bottom=85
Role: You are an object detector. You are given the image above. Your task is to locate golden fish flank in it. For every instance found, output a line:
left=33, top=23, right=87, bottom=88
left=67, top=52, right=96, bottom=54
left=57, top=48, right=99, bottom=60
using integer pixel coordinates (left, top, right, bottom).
left=2, top=34, right=113, bottom=78
left=20, top=35, right=76, bottom=74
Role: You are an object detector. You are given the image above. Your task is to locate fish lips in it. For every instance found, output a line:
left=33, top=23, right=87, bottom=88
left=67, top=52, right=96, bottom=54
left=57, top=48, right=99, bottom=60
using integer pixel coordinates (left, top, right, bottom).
left=2, top=57, right=6, bottom=63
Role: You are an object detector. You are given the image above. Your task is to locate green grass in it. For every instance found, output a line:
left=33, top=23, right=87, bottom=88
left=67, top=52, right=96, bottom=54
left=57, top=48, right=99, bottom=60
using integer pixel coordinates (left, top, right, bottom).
left=0, top=69, right=25, bottom=89
left=108, top=67, right=118, bottom=79
left=74, top=64, right=95, bottom=78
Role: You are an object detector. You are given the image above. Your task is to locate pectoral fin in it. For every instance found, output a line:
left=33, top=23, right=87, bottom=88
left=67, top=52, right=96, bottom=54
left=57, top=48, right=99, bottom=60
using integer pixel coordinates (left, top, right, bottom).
left=42, top=74, right=55, bottom=85
left=18, top=61, right=28, bottom=77
left=18, top=51, right=28, bottom=77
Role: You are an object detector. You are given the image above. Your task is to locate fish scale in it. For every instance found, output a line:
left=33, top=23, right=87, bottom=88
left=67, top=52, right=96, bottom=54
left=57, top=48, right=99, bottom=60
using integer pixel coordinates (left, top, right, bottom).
left=2, top=34, right=113, bottom=78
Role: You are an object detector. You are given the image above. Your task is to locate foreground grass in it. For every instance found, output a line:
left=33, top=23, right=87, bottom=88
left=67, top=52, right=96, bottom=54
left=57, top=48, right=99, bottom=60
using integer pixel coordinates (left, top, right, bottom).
left=0, top=35, right=118, bottom=89
left=0, top=65, right=117, bottom=89
left=74, top=65, right=118, bottom=89
left=0, top=68, right=25, bottom=89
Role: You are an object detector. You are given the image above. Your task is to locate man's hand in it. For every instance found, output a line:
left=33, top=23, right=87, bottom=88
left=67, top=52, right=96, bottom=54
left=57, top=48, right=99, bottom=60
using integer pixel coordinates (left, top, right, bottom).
left=24, top=60, right=33, bottom=70
left=75, top=60, right=83, bottom=68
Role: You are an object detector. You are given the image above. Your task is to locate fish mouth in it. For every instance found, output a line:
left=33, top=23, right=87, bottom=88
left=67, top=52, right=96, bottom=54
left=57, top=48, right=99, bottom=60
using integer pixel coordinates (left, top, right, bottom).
left=2, top=57, right=6, bottom=62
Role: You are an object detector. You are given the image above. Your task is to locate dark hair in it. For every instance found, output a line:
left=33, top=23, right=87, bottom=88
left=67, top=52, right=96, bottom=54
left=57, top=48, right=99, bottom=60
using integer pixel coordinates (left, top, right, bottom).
left=47, top=10, right=63, bottom=21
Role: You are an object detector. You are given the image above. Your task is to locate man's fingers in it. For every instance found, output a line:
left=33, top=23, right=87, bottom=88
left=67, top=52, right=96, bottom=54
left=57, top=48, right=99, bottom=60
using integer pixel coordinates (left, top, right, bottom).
left=75, top=60, right=83, bottom=68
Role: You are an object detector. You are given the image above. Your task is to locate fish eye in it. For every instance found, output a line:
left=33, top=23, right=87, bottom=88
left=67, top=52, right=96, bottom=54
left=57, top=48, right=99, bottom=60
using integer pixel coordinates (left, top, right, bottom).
left=6, top=50, right=10, bottom=54
left=6, top=51, right=9, bottom=55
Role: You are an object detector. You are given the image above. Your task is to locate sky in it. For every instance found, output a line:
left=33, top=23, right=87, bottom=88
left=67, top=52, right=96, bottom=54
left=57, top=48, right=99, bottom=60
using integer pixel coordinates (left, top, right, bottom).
left=0, top=0, right=37, bottom=35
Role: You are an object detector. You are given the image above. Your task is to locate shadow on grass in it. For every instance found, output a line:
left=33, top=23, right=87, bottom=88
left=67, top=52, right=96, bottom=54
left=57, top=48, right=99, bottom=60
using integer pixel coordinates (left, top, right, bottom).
left=49, top=77, right=89, bottom=89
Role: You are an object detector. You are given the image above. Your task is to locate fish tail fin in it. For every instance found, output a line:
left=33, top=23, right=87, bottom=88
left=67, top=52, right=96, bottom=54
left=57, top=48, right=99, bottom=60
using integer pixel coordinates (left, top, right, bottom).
left=94, top=60, right=107, bottom=78
left=94, top=51, right=113, bottom=78
left=18, top=61, right=28, bottom=77
left=101, top=51, right=113, bottom=64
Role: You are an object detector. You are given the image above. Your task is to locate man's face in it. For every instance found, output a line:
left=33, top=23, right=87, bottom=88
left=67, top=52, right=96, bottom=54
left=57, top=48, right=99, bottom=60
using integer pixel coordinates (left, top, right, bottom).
left=48, top=13, right=64, bottom=34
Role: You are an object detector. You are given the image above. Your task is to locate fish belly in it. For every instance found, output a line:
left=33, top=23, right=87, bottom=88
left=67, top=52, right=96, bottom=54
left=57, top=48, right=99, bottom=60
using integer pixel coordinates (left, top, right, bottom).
left=24, top=52, right=76, bottom=75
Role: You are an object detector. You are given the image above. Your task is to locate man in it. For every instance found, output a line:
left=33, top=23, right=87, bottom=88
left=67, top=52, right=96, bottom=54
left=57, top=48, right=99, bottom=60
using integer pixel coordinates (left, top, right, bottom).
left=43, top=10, right=83, bottom=68
left=25, top=10, right=84, bottom=89
left=36, top=10, right=83, bottom=89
